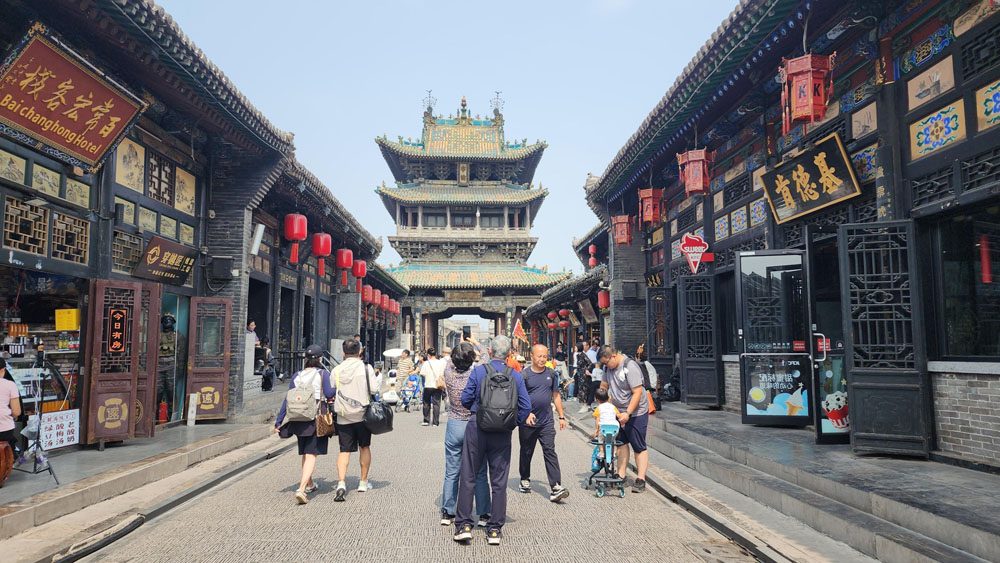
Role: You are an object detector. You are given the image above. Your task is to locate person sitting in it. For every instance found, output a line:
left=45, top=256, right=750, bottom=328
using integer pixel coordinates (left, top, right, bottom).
left=591, top=387, right=620, bottom=440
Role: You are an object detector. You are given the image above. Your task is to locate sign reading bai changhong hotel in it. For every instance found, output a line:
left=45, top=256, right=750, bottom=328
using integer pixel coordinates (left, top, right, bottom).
left=760, top=132, right=862, bottom=224
left=0, top=23, right=147, bottom=172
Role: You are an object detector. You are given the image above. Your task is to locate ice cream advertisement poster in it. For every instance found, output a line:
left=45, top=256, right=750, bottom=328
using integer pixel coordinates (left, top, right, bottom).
left=744, top=355, right=811, bottom=420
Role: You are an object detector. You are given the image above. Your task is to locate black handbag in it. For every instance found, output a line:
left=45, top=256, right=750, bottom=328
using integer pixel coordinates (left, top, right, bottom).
left=363, top=366, right=394, bottom=434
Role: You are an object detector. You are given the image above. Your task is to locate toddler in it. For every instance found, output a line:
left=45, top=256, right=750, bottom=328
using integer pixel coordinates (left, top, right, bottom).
left=591, top=387, right=620, bottom=441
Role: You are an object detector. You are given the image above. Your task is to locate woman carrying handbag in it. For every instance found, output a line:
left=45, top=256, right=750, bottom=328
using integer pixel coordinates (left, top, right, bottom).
left=273, top=344, right=334, bottom=505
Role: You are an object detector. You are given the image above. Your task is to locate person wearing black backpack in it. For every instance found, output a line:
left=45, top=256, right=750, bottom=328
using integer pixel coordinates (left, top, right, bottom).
left=453, top=335, right=532, bottom=547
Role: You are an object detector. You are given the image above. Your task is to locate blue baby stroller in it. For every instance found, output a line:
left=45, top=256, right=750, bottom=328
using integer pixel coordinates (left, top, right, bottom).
left=586, top=423, right=626, bottom=498
left=396, top=373, right=422, bottom=413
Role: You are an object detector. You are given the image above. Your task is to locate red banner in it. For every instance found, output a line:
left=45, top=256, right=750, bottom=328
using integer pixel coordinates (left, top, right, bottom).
left=0, top=25, right=145, bottom=170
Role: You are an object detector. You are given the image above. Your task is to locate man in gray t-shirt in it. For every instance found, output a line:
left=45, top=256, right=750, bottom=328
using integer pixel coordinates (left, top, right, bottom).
left=597, top=345, right=649, bottom=493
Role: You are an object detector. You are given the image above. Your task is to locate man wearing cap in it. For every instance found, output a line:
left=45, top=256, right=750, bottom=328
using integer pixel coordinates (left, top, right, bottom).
left=331, top=339, right=381, bottom=501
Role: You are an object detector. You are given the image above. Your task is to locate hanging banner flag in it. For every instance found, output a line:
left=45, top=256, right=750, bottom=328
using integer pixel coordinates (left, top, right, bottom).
left=0, top=23, right=147, bottom=172
left=512, top=318, right=528, bottom=344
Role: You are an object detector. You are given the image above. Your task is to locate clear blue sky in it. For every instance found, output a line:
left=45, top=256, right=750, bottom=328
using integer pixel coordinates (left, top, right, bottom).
left=159, top=0, right=738, bottom=274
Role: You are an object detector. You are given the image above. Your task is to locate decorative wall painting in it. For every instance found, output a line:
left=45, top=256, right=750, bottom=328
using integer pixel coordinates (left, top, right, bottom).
left=910, top=101, right=966, bottom=160
left=954, top=0, right=1000, bottom=37
left=0, top=149, right=25, bottom=183
left=180, top=223, right=195, bottom=246
left=175, top=167, right=196, bottom=216
left=65, top=179, right=90, bottom=207
left=749, top=198, right=767, bottom=227
left=851, top=144, right=878, bottom=183
left=32, top=164, right=61, bottom=197
left=714, top=216, right=729, bottom=241
left=907, top=56, right=954, bottom=111
left=160, top=215, right=177, bottom=239
left=851, top=102, right=877, bottom=139
left=976, top=78, right=1000, bottom=132
left=115, top=138, right=145, bottom=193
left=115, top=197, right=135, bottom=224
left=139, top=206, right=157, bottom=232
left=713, top=191, right=724, bottom=212
left=731, top=207, right=748, bottom=234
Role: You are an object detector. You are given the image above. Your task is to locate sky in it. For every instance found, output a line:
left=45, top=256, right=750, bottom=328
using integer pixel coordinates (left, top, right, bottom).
left=158, top=0, right=738, bottom=275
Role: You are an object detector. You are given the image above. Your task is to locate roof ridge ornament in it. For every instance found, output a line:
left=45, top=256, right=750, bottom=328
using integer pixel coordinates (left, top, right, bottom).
left=423, top=90, right=437, bottom=112
left=490, top=90, right=505, bottom=115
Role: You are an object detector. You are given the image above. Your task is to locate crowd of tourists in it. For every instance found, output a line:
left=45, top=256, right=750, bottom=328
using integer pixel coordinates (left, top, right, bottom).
left=272, top=331, right=657, bottom=546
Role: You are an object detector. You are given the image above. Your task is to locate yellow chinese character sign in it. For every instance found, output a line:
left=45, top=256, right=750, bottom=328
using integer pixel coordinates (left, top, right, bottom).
left=760, top=133, right=862, bottom=224
left=132, top=236, right=199, bottom=286
left=0, top=23, right=146, bottom=171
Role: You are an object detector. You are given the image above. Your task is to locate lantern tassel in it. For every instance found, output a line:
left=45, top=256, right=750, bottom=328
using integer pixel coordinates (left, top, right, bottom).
left=341, top=270, right=349, bottom=287
left=356, top=278, right=362, bottom=293
left=318, top=258, right=325, bottom=278
left=290, top=243, right=299, bottom=264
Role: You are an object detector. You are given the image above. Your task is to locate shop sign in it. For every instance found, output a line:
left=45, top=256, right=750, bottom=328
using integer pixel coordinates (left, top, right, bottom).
left=577, top=298, right=598, bottom=325
left=132, top=236, right=197, bottom=286
left=760, top=133, right=861, bottom=224
left=107, top=308, right=128, bottom=353
left=679, top=232, right=714, bottom=274
left=0, top=23, right=146, bottom=172
left=40, top=408, right=80, bottom=450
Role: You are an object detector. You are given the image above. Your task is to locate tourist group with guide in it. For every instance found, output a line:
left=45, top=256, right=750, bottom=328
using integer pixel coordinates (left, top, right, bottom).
left=272, top=329, right=654, bottom=546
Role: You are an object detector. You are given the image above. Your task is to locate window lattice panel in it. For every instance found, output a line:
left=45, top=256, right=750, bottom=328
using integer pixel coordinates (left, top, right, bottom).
left=962, top=145, right=1000, bottom=194
left=961, top=18, right=1000, bottom=81
left=147, top=152, right=175, bottom=206
left=3, top=196, right=49, bottom=255
left=100, top=286, right=136, bottom=373
left=911, top=166, right=953, bottom=208
left=723, top=174, right=751, bottom=207
left=51, top=212, right=89, bottom=264
left=112, top=229, right=143, bottom=273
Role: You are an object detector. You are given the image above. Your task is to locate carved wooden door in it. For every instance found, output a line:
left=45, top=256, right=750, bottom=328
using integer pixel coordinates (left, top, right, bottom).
left=187, top=297, right=232, bottom=420
left=678, top=275, right=719, bottom=406
left=134, top=283, right=161, bottom=438
left=86, top=280, right=142, bottom=444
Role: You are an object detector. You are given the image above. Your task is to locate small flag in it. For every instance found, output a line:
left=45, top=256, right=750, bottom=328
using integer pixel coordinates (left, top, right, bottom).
left=512, top=318, right=528, bottom=343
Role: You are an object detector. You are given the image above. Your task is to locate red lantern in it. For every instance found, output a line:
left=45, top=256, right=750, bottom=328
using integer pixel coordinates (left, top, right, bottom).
left=597, top=290, right=611, bottom=310
left=558, top=309, right=570, bottom=317
left=588, top=256, right=598, bottom=268
left=372, top=289, right=381, bottom=310
left=352, top=260, right=367, bottom=293
left=336, top=248, right=353, bottom=287
left=588, top=244, right=597, bottom=256
left=283, top=214, right=307, bottom=264
left=639, top=188, right=663, bottom=227
left=677, top=149, right=712, bottom=196
left=381, top=294, right=389, bottom=311
left=612, top=215, right=633, bottom=246
left=558, top=320, right=570, bottom=328
left=781, top=53, right=836, bottom=135
left=362, top=284, right=373, bottom=304
left=547, top=322, right=557, bottom=329
left=547, top=311, right=558, bottom=320
left=311, top=233, right=331, bottom=277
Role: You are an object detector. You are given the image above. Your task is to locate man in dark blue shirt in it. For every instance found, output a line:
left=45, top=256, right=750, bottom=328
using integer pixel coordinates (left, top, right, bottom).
left=454, top=336, right=533, bottom=546
left=518, top=344, right=568, bottom=502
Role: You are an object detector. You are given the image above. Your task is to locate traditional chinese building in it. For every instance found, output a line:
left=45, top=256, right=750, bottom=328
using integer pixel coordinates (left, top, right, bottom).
left=376, top=96, right=568, bottom=350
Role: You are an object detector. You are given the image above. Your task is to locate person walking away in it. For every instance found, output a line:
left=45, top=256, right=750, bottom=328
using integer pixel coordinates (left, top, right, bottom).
left=260, top=337, right=276, bottom=392
left=580, top=340, right=601, bottom=413
left=454, top=335, right=533, bottom=546
left=420, top=348, right=446, bottom=426
left=440, top=338, right=492, bottom=527
left=597, top=345, right=650, bottom=493
left=331, top=338, right=382, bottom=501
left=573, top=342, right=588, bottom=407
left=517, top=344, right=569, bottom=502
left=273, top=345, right=334, bottom=504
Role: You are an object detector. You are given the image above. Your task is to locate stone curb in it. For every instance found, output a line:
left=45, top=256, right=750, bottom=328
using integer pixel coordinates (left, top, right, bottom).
left=0, top=424, right=273, bottom=541
left=563, top=414, right=791, bottom=563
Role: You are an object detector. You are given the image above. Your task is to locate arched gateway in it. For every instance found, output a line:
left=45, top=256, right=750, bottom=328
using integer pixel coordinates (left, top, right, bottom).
left=375, top=96, right=568, bottom=351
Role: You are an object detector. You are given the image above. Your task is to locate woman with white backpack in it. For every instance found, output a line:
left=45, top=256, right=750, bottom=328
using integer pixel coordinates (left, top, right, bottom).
left=273, top=344, right=334, bottom=504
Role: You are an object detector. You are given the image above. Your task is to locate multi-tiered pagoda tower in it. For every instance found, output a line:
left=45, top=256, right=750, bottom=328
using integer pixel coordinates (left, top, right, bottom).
left=376, top=96, right=568, bottom=350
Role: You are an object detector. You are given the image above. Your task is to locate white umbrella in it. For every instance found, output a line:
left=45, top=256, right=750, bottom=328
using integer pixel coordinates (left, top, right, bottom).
left=382, top=348, right=404, bottom=359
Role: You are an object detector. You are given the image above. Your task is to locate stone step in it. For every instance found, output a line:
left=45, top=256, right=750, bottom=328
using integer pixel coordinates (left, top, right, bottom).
left=230, top=390, right=285, bottom=424
left=644, top=421, right=994, bottom=562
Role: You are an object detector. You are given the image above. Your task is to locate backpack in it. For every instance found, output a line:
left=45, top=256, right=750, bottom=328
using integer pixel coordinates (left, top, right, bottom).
left=476, top=363, right=518, bottom=433
left=634, top=360, right=654, bottom=391
left=285, top=368, right=322, bottom=422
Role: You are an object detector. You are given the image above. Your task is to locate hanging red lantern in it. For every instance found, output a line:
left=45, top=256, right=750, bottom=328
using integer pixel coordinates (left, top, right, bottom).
left=558, top=320, right=570, bottom=328
left=547, top=311, right=558, bottom=320
left=362, top=284, right=373, bottom=304
left=311, top=233, right=331, bottom=277
left=381, top=294, right=390, bottom=311
left=283, top=214, right=307, bottom=264
left=336, top=248, right=353, bottom=287
left=588, top=256, right=598, bottom=268
left=352, top=260, right=367, bottom=293
left=597, top=290, right=611, bottom=310
left=588, top=244, right=597, bottom=256
left=781, top=52, right=836, bottom=135
left=558, top=309, right=570, bottom=317
left=372, top=289, right=381, bottom=312
left=612, top=215, right=633, bottom=246
left=677, top=149, right=712, bottom=196
left=547, top=322, right=557, bottom=329
left=638, top=188, right=663, bottom=227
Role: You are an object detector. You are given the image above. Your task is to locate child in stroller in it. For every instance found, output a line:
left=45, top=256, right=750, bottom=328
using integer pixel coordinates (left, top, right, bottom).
left=396, top=372, right=422, bottom=413
left=586, top=388, right=626, bottom=497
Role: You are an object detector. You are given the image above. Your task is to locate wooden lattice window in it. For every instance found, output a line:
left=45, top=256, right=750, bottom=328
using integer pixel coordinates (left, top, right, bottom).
left=147, top=152, right=175, bottom=206
left=112, top=229, right=143, bottom=273
left=3, top=196, right=49, bottom=256
left=51, top=212, right=89, bottom=264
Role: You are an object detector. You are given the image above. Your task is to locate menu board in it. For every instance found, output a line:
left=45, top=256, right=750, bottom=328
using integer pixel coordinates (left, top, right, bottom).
left=743, top=354, right=811, bottom=424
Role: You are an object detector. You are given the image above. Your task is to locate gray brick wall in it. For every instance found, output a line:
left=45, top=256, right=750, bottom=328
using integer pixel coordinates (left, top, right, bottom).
left=932, top=372, right=1000, bottom=463
left=723, top=359, right=740, bottom=413
left=608, top=233, right=646, bottom=355
left=333, top=292, right=361, bottom=342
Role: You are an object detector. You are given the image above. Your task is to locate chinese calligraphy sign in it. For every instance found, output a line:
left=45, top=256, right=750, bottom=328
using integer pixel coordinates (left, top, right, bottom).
left=131, top=236, right=198, bottom=285
left=107, top=308, right=128, bottom=354
left=0, top=24, right=146, bottom=171
left=760, top=133, right=862, bottom=224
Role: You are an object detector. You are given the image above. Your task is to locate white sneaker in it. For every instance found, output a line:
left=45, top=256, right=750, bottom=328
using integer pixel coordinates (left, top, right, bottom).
left=295, top=490, right=308, bottom=504
left=578, top=406, right=589, bottom=414
left=421, top=421, right=430, bottom=426
left=357, top=480, right=370, bottom=492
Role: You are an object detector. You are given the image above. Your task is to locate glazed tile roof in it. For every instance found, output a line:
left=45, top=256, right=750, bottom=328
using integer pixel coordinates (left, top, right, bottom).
left=376, top=134, right=546, bottom=161
left=376, top=184, right=547, bottom=205
left=588, top=0, right=801, bottom=204
left=386, top=264, right=569, bottom=289
left=525, top=264, right=608, bottom=317
left=97, top=0, right=294, bottom=153
left=369, top=262, right=409, bottom=296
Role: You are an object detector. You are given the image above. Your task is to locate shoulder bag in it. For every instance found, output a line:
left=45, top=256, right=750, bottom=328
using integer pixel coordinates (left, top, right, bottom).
left=363, top=365, right=394, bottom=434
left=433, top=362, right=446, bottom=390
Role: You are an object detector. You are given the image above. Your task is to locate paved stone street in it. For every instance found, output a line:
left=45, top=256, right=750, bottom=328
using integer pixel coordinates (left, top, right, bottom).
left=86, top=409, right=751, bottom=562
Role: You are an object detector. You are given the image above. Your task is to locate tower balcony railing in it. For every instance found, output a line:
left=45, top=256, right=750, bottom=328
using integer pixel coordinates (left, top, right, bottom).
left=396, top=225, right=531, bottom=238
